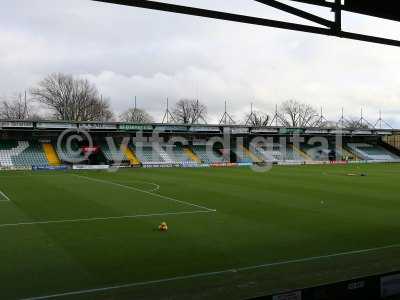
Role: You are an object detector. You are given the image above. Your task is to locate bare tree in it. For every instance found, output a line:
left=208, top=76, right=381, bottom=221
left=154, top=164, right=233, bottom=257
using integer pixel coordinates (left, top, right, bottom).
left=0, top=94, right=31, bottom=120
left=31, top=73, right=113, bottom=121
left=190, top=99, right=207, bottom=124
left=244, top=111, right=270, bottom=126
left=278, top=100, right=318, bottom=127
left=173, top=99, right=207, bottom=124
left=120, top=108, right=153, bottom=123
left=82, top=96, right=114, bottom=122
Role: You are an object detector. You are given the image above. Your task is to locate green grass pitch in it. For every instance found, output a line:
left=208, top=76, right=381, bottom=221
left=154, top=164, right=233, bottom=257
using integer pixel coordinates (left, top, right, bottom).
left=1, top=164, right=400, bottom=299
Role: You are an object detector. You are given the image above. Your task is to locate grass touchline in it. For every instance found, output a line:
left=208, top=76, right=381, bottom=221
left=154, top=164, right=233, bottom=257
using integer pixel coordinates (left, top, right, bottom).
left=0, top=210, right=214, bottom=229
left=1, top=164, right=400, bottom=300
left=21, top=242, right=400, bottom=300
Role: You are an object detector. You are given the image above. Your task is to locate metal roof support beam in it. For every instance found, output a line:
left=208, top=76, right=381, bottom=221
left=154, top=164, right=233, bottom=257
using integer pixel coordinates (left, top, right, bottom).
left=93, top=0, right=330, bottom=34
left=286, top=0, right=334, bottom=8
left=332, top=0, right=342, bottom=33
left=254, top=0, right=333, bottom=27
left=92, top=0, right=400, bottom=47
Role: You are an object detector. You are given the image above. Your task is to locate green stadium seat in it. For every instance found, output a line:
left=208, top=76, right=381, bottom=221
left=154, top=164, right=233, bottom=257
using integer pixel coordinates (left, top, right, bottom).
left=0, top=140, right=49, bottom=167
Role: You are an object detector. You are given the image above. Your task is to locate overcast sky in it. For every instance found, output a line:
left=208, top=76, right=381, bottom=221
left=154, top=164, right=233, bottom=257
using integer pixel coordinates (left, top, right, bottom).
left=1, top=0, right=400, bottom=126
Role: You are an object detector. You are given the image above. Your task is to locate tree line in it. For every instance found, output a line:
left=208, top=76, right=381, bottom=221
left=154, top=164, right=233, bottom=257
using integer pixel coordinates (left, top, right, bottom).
left=0, top=73, right=368, bottom=128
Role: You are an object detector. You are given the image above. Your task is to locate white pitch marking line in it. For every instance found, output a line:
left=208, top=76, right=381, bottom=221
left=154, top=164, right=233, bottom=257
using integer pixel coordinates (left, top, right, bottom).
left=21, top=242, right=400, bottom=300
left=123, top=179, right=160, bottom=193
left=0, top=210, right=213, bottom=228
left=0, top=190, right=11, bottom=202
left=73, top=174, right=216, bottom=212
left=0, top=175, right=161, bottom=192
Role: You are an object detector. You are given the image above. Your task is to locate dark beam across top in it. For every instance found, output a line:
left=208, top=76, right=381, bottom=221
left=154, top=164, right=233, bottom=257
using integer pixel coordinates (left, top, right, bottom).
left=254, top=0, right=333, bottom=27
left=92, top=0, right=329, bottom=34
left=287, top=0, right=334, bottom=8
left=343, top=0, right=400, bottom=22
left=91, top=0, right=400, bottom=47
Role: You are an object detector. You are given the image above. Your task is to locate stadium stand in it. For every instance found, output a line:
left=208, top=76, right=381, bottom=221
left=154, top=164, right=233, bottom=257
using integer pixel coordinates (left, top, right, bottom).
left=383, top=135, right=400, bottom=151
left=291, top=144, right=311, bottom=161
left=1, top=121, right=399, bottom=168
left=0, top=140, right=48, bottom=167
left=55, top=141, right=86, bottom=163
left=232, top=146, right=255, bottom=163
left=123, top=147, right=141, bottom=165
left=347, top=143, right=400, bottom=161
left=156, top=145, right=174, bottom=163
left=238, top=145, right=263, bottom=163
left=256, top=144, right=299, bottom=162
left=183, top=146, right=201, bottom=163
left=192, top=145, right=225, bottom=164
left=43, top=143, right=61, bottom=166
left=133, top=144, right=196, bottom=164
left=101, top=142, right=129, bottom=163
left=163, top=144, right=194, bottom=164
left=132, top=145, right=167, bottom=164
left=341, top=146, right=359, bottom=161
left=300, top=144, right=340, bottom=161
left=1, top=138, right=399, bottom=167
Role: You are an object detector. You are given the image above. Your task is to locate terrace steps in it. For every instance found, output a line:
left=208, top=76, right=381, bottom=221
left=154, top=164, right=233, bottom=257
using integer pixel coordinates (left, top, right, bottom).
left=380, top=140, right=400, bottom=157
left=43, top=144, right=61, bottom=166
left=292, top=144, right=312, bottom=161
left=383, top=135, right=400, bottom=152
left=184, top=147, right=201, bottom=163
left=341, top=146, right=360, bottom=161
left=239, top=145, right=262, bottom=163
left=124, top=147, right=141, bottom=165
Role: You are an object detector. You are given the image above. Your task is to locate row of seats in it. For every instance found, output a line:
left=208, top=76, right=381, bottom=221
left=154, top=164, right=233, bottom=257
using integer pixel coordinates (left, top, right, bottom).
left=0, top=141, right=48, bottom=167
left=101, top=143, right=128, bottom=162
left=132, top=145, right=200, bottom=164
left=133, top=146, right=166, bottom=164
left=162, top=145, right=194, bottom=164
left=347, top=143, right=399, bottom=161
left=191, top=145, right=226, bottom=164
left=1, top=140, right=399, bottom=167
left=155, top=146, right=174, bottom=163
left=255, top=144, right=298, bottom=161
left=55, top=143, right=86, bottom=163
left=232, top=147, right=253, bottom=163
left=300, top=144, right=336, bottom=161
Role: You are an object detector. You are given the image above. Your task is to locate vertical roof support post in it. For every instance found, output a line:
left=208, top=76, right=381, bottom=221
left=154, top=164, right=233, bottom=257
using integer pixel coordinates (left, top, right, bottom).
left=332, top=0, right=342, bottom=34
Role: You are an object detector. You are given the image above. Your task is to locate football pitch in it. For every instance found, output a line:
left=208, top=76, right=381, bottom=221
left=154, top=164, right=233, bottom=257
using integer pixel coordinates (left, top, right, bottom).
left=1, top=164, right=400, bottom=300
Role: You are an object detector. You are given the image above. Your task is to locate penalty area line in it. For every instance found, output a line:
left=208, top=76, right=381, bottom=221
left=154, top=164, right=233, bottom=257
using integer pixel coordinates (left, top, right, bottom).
left=21, top=242, right=400, bottom=300
left=73, top=174, right=216, bottom=212
left=0, top=190, right=11, bottom=202
left=0, top=210, right=213, bottom=228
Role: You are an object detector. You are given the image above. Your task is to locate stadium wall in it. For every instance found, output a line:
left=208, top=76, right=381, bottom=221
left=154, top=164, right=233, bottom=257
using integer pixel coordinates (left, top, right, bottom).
left=250, top=270, right=400, bottom=300
left=383, top=135, right=400, bottom=152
